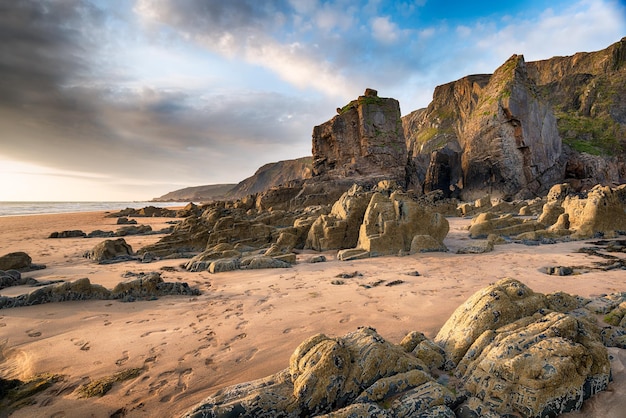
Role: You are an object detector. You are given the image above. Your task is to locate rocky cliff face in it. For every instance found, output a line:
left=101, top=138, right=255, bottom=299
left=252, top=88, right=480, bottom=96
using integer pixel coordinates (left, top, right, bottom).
left=405, top=37, right=626, bottom=200
left=153, top=157, right=312, bottom=202
left=312, top=88, right=407, bottom=184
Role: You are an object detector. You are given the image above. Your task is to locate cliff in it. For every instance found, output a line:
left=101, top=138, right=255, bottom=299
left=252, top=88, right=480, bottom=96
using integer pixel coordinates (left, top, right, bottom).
left=153, top=184, right=236, bottom=202
left=312, top=88, right=407, bottom=184
left=227, top=156, right=312, bottom=198
left=153, top=157, right=312, bottom=202
left=404, top=37, right=626, bottom=200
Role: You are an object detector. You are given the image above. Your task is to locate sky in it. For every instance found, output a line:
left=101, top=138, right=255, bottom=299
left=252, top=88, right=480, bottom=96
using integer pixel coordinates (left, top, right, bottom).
left=0, top=0, right=624, bottom=201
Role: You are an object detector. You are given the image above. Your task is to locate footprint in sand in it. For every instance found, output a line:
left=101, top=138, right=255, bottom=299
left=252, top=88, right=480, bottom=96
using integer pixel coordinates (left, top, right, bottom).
left=235, top=348, right=258, bottom=364
left=232, top=333, right=247, bottom=341
left=26, top=330, right=41, bottom=337
left=72, top=339, right=91, bottom=351
left=141, top=329, right=167, bottom=338
left=236, top=320, right=249, bottom=330
left=116, top=351, right=129, bottom=366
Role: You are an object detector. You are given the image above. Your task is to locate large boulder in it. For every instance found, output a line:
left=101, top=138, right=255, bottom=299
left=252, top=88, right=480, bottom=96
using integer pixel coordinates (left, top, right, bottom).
left=456, top=311, right=610, bottom=417
left=305, top=184, right=373, bottom=251
left=353, top=191, right=449, bottom=257
left=183, top=327, right=437, bottom=417
left=434, top=278, right=548, bottom=369
left=563, top=184, right=626, bottom=238
left=0, top=252, right=32, bottom=271
left=84, top=238, right=134, bottom=263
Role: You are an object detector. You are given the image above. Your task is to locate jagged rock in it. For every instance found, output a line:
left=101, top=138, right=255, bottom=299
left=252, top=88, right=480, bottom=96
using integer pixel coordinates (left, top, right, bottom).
left=185, top=244, right=241, bottom=272
left=307, top=255, right=327, bottom=263
left=405, top=38, right=626, bottom=200
left=184, top=327, right=429, bottom=417
left=240, top=255, right=291, bottom=270
left=468, top=213, right=541, bottom=239
left=115, top=225, right=152, bottom=236
left=0, top=274, right=199, bottom=309
left=13, top=278, right=109, bottom=307
left=306, top=185, right=373, bottom=251
left=337, top=248, right=370, bottom=261
left=0, top=252, right=33, bottom=271
left=410, top=235, right=447, bottom=254
left=86, top=230, right=115, bottom=238
left=48, top=230, right=87, bottom=238
left=349, top=192, right=448, bottom=257
left=563, top=184, right=626, bottom=238
left=183, top=279, right=618, bottom=418
left=111, top=272, right=198, bottom=301
left=481, top=183, right=626, bottom=241
left=0, top=270, right=37, bottom=289
left=272, top=253, right=297, bottom=264
left=312, top=89, right=407, bottom=183
left=138, top=212, right=216, bottom=257
left=456, top=311, right=610, bottom=417
left=105, top=206, right=177, bottom=218
left=456, top=240, right=494, bottom=254
left=84, top=238, right=134, bottom=263
left=434, top=278, right=548, bottom=369
left=208, top=258, right=240, bottom=274
left=116, top=217, right=137, bottom=225
left=405, top=55, right=563, bottom=200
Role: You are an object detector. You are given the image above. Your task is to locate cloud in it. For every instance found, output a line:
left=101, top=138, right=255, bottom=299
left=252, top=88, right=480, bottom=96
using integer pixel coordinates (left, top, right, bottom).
left=371, top=16, right=400, bottom=44
left=1, top=0, right=624, bottom=201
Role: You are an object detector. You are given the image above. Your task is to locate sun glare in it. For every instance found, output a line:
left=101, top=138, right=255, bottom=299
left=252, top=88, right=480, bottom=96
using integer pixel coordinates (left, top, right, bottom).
left=0, top=158, right=115, bottom=201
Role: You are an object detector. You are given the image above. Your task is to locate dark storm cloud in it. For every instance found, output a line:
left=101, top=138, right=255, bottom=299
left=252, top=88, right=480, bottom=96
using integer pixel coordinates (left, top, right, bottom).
left=0, top=0, right=321, bottom=185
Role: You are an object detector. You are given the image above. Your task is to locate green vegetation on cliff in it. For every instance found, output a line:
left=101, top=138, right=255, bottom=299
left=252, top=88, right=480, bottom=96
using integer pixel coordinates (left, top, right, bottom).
left=557, top=112, right=624, bottom=156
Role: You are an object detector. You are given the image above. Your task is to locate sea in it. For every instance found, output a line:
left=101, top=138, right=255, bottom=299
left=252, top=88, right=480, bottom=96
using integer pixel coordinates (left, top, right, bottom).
left=0, top=201, right=192, bottom=217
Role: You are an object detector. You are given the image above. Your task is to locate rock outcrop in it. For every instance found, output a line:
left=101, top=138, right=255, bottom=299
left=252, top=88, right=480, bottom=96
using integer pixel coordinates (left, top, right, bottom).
left=184, top=278, right=617, bottom=418
left=405, top=37, right=626, bottom=200
left=337, top=190, right=449, bottom=259
left=0, top=252, right=33, bottom=271
left=467, top=183, right=626, bottom=241
left=305, top=184, right=373, bottom=251
left=0, top=252, right=45, bottom=272
left=312, top=88, right=407, bottom=184
left=405, top=56, right=563, bottom=201
left=0, top=273, right=200, bottom=309
left=84, top=238, right=134, bottom=263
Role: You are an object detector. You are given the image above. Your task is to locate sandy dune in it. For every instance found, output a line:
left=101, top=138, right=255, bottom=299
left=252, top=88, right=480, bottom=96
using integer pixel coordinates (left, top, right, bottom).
left=0, top=211, right=624, bottom=417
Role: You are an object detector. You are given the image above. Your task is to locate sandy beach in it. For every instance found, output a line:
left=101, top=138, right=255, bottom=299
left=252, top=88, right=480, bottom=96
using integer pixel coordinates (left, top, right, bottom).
left=0, top=210, right=624, bottom=417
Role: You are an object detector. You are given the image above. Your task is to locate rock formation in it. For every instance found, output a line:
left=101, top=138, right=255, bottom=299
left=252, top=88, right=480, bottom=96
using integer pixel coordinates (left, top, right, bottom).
left=405, top=37, right=626, bottom=200
left=305, top=184, right=373, bottom=251
left=0, top=252, right=34, bottom=270
left=312, top=88, right=407, bottom=184
left=153, top=157, right=313, bottom=202
left=183, top=278, right=618, bottom=417
left=467, top=183, right=626, bottom=241
left=84, top=238, right=134, bottom=263
left=0, top=273, right=199, bottom=309
left=336, top=190, right=449, bottom=260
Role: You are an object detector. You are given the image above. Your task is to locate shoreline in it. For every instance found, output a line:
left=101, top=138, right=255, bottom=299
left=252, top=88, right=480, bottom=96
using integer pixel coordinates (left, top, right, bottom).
left=0, top=201, right=191, bottom=218
left=0, top=211, right=624, bottom=417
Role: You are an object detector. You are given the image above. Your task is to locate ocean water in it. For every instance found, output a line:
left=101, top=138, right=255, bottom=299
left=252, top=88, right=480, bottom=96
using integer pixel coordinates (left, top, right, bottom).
left=0, top=201, right=192, bottom=217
